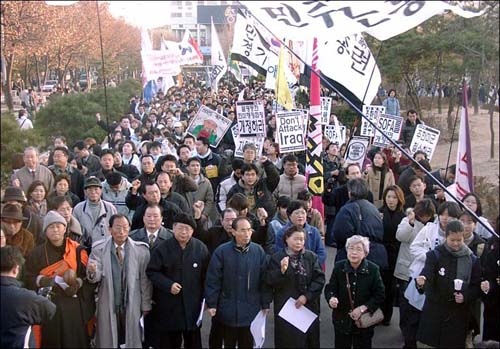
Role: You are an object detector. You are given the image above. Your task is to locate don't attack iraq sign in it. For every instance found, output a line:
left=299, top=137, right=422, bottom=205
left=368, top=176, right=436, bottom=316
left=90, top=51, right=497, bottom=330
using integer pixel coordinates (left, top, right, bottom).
left=276, top=111, right=306, bottom=153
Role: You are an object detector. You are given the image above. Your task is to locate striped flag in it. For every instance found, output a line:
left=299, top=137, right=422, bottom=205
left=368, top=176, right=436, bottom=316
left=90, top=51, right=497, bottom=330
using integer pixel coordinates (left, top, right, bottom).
left=305, top=37, right=324, bottom=219
left=455, top=81, right=474, bottom=199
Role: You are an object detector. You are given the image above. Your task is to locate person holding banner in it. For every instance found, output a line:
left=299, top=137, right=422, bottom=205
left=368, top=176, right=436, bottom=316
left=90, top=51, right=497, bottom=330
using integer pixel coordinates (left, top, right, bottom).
left=266, top=225, right=325, bottom=348
left=401, top=110, right=423, bottom=147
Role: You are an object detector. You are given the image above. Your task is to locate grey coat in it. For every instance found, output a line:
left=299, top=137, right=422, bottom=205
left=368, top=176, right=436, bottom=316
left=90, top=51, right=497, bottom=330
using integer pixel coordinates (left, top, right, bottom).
left=87, top=237, right=152, bottom=349
left=186, top=175, right=217, bottom=222
left=12, top=165, right=55, bottom=195
left=72, top=199, right=117, bottom=248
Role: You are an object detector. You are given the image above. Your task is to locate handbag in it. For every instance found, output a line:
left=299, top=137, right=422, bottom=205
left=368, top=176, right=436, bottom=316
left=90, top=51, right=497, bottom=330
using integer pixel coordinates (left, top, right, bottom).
left=345, top=272, right=384, bottom=328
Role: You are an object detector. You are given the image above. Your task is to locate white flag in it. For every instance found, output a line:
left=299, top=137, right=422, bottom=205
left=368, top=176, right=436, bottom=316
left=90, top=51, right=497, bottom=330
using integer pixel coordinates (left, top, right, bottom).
left=210, top=18, right=227, bottom=92
left=241, top=2, right=485, bottom=42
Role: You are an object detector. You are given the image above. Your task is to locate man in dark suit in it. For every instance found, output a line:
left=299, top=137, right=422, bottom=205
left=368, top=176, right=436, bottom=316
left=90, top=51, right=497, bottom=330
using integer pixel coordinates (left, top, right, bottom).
left=129, top=204, right=173, bottom=249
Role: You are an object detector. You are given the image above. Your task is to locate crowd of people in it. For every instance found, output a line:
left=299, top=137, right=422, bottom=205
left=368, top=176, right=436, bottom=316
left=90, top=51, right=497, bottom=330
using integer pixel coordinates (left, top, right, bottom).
left=1, top=77, right=499, bottom=349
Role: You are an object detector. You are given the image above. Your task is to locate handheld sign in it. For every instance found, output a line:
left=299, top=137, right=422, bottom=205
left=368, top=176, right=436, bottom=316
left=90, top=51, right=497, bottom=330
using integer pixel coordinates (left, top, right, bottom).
left=320, top=97, right=332, bottom=125
left=276, top=110, right=306, bottom=153
left=372, top=114, right=404, bottom=148
left=186, top=105, right=232, bottom=147
left=409, top=124, right=440, bottom=161
left=361, top=105, right=385, bottom=137
left=231, top=125, right=265, bottom=158
left=236, top=100, right=266, bottom=138
left=344, top=136, right=370, bottom=170
left=324, top=125, right=347, bottom=146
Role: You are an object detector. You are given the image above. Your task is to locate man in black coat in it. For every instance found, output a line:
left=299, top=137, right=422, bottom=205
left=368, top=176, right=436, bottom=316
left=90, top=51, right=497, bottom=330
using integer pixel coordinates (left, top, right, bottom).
left=146, top=213, right=210, bottom=349
left=1, top=246, right=56, bottom=348
left=129, top=204, right=173, bottom=249
left=113, top=151, right=139, bottom=183
left=126, top=181, right=182, bottom=230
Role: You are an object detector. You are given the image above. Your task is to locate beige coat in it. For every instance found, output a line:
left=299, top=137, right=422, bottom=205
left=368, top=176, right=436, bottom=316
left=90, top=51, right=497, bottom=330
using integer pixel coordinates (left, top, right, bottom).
left=273, top=174, right=306, bottom=201
left=365, top=168, right=395, bottom=208
left=87, top=237, right=152, bottom=349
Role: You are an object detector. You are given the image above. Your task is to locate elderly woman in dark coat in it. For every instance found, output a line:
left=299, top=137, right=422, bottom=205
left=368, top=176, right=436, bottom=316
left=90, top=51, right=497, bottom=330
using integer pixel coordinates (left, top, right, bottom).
left=325, top=235, right=385, bottom=348
left=415, top=220, right=481, bottom=348
left=266, top=225, right=325, bottom=348
left=333, top=178, right=389, bottom=270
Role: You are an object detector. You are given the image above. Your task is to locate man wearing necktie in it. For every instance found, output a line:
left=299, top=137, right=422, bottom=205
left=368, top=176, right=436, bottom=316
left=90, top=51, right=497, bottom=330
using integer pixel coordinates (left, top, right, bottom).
left=129, top=204, right=173, bottom=250
left=87, top=214, right=152, bottom=349
left=11, top=147, right=55, bottom=196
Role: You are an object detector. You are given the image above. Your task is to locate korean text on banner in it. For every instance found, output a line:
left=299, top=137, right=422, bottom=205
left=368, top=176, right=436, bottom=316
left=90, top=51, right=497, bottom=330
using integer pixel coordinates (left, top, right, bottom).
left=141, top=50, right=181, bottom=81
left=236, top=100, right=266, bottom=138
left=324, top=125, right=347, bottom=146
left=187, top=105, right=232, bottom=147
left=320, top=97, right=332, bottom=125
left=361, top=105, right=385, bottom=137
left=409, top=124, right=440, bottom=161
left=344, top=136, right=370, bottom=169
left=372, top=114, right=404, bottom=148
left=276, top=110, right=306, bottom=153
left=231, top=125, right=265, bottom=159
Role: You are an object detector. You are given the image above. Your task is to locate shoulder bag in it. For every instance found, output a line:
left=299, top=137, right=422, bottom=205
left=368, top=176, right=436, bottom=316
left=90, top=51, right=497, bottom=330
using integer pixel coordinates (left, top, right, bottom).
left=345, top=272, right=384, bottom=328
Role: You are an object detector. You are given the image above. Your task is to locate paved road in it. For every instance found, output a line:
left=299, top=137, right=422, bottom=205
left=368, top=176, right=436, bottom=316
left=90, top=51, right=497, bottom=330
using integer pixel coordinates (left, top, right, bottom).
left=200, top=246, right=405, bottom=348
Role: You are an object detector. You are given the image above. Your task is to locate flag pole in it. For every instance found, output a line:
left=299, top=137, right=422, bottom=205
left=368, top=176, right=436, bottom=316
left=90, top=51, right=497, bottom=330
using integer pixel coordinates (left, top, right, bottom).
left=444, top=93, right=461, bottom=180
left=240, top=3, right=497, bottom=238
left=96, top=0, right=110, bottom=141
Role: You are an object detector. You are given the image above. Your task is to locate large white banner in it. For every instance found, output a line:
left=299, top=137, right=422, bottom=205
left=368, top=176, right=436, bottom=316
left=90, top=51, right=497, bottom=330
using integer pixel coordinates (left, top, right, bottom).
left=372, top=114, right=404, bottom=148
left=276, top=110, right=306, bottom=153
left=235, top=100, right=267, bottom=138
left=241, top=2, right=484, bottom=42
left=410, top=124, right=440, bottom=161
left=344, top=136, right=370, bottom=169
left=141, top=50, right=181, bottom=81
left=320, top=97, right=332, bottom=125
left=361, top=105, right=385, bottom=137
left=211, top=18, right=227, bottom=92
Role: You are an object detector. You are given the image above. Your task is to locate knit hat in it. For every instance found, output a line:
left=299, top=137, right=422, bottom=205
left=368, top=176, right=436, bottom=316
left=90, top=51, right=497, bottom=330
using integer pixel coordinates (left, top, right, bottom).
left=172, top=213, right=196, bottom=231
left=43, top=210, right=67, bottom=232
left=2, top=186, right=27, bottom=203
left=84, top=176, right=102, bottom=189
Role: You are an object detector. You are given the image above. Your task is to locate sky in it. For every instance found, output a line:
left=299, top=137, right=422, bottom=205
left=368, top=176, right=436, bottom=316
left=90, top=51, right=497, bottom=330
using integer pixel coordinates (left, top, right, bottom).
left=108, top=1, right=172, bottom=29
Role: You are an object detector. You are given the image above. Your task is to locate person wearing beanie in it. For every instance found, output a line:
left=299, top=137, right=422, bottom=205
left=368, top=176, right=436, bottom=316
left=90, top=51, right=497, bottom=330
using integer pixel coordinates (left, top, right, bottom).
left=1, top=204, right=34, bottom=257
left=2, top=186, right=43, bottom=245
left=24, top=210, right=95, bottom=348
left=146, top=212, right=210, bottom=349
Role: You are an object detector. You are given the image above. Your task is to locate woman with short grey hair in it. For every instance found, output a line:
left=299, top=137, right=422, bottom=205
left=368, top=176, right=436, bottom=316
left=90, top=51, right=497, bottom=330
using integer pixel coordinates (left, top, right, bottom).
left=346, top=235, right=370, bottom=255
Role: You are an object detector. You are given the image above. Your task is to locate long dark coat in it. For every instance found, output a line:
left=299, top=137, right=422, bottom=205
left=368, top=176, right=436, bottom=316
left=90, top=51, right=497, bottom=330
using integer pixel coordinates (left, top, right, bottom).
left=146, top=237, right=210, bottom=331
left=266, top=249, right=325, bottom=348
left=480, top=236, right=500, bottom=342
left=324, top=259, right=385, bottom=335
left=417, top=244, right=481, bottom=348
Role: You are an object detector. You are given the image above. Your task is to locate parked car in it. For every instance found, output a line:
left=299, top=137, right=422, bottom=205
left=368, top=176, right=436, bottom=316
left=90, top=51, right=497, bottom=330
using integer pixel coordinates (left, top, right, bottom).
left=41, top=80, right=58, bottom=92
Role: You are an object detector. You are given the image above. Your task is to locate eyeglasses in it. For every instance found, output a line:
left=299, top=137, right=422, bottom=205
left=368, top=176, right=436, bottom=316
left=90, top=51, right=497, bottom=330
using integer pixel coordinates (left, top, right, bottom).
left=347, top=247, right=364, bottom=253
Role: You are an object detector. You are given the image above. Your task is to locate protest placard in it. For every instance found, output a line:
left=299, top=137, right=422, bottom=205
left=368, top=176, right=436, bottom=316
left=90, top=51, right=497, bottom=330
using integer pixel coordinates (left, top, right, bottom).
left=187, top=105, right=232, bottom=147
left=344, top=136, right=370, bottom=169
left=292, top=108, right=309, bottom=139
left=236, top=100, right=266, bottom=138
left=276, top=111, right=306, bottom=153
left=409, top=124, right=440, bottom=160
left=232, top=125, right=265, bottom=158
left=320, top=97, right=332, bottom=125
left=141, top=49, right=181, bottom=81
left=372, top=114, right=404, bottom=148
left=361, top=105, right=385, bottom=137
left=324, top=125, right=347, bottom=146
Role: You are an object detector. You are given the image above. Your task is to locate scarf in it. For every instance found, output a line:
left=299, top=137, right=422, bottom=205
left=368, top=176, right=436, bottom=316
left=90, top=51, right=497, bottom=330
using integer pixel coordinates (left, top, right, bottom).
left=443, top=243, right=473, bottom=284
left=286, top=248, right=308, bottom=293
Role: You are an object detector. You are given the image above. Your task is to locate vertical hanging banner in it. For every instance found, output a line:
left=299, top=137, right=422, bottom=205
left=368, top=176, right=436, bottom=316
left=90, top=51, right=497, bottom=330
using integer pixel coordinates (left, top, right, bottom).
left=320, top=97, right=332, bottom=125
left=455, top=80, right=474, bottom=199
left=344, top=136, right=370, bottom=169
left=372, top=114, right=404, bottom=148
left=409, top=124, right=440, bottom=161
left=306, top=37, right=324, bottom=202
left=276, top=111, right=306, bottom=153
left=210, top=17, right=227, bottom=93
left=235, top=100, right=266, bottom=138
left=324, top=125, right=347, bottom=146
left=360, top=105, right=385, bottom=137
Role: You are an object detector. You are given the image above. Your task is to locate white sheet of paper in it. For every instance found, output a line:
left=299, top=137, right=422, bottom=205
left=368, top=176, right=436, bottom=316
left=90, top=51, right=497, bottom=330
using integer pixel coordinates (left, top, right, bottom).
left=140, top=315, right=145, bottom=341
left=196, top=298, right=205, bottom=327
left=250, top=310, right=267, bottom=348
left=54, top=275, right=69, bottom=290
left=278, top=297, right=318, bottom=333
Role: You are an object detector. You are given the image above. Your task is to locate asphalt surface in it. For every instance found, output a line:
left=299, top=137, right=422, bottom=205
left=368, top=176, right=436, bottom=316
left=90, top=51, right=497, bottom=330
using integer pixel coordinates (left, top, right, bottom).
left=199, top=246, right=405, bottom=348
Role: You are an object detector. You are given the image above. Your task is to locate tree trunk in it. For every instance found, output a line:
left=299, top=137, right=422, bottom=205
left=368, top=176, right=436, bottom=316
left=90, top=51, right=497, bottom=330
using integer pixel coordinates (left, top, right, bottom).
left=488, top=91, right=495, bottom=159
left=34, top=54, right=41, bottom=92
left=60, top=53, right=73, bottom=90
left=3, top=55, right=14, bottom=111
left=23, top=56, right=29, bottom=90
left=43, top=54, right=49, bottom=86
left=471, top=69, right=480, bottom=115
left=403, top=72, right=421, bottom=116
